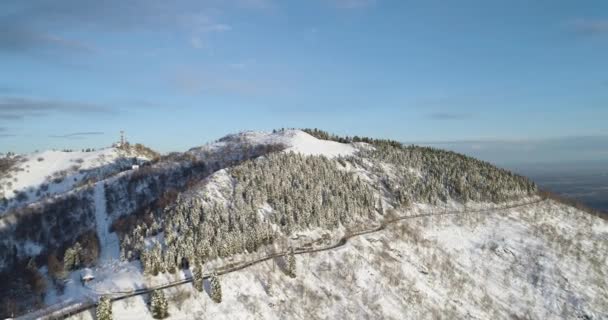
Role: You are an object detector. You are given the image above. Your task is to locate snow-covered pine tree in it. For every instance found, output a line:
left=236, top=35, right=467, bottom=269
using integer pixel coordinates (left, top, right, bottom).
left=193, top=262, right=204, bottom=292
left=150, top=289, right=169, bottom=319
left=96, top=295, right=112, bottom=320
left=287, top=248, right=296, bottom=278
left=164, top=249, right=176, bottom=274
left=210, top=274, right=222, bottom=303
left=63, top=247, right=76, bottom=271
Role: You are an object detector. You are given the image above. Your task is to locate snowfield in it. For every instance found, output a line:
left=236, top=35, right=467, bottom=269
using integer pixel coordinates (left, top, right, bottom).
left=281, top=130, right=356, bottom=158
left=188, top=129, right=356, bottom=160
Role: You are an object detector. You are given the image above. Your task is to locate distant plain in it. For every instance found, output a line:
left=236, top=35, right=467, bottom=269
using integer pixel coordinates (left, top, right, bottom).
left=509, top=161, right=608, bottom=215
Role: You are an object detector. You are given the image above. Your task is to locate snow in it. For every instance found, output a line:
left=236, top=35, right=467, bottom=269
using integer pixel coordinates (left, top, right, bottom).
left=257, top=203, right=274, bottom=221
left=22, top=241, right=43, bottom=256
left=9, top=130, right=606, bottom=319
left=189, top=129, right=356, bottom=160
left=0, top=148, right=147, bottom=214
left=195, top=169, right=235, bottom=203
left=94, top=181, right=120, bottom=263
left=280, top=130, right=356, bottom=158
left=81, top=268, right=95, bottom=281
left=63, top=200, right=608, bottom=320
left=87, top=261, right=147, bottom=294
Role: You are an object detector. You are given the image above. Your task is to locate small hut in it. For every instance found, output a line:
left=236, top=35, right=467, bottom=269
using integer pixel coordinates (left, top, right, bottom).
left=81, top=268, right=95, bottom=284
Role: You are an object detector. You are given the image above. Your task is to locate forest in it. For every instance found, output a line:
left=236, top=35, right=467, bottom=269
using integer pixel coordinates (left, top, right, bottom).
left=120, top=131, right=535, bottom=275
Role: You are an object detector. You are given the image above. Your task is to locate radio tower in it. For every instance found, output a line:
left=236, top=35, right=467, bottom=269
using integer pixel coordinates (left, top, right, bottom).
left=120, top=130, right=125, bottom=146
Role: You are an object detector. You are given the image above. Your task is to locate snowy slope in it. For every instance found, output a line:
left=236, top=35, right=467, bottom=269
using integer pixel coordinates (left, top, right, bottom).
left=280, top=130, right=356, bottom=157
left=189, top=129, right=356, bottom=159
left=66, top=200, right=608, bottom=320
left=0, top=148, right=149, bottom=214
left=94, top=181, right=120, bottom=263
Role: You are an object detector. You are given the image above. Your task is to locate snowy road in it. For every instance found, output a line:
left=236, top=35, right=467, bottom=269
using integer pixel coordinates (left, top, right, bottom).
left=94, top=182, right=119, bottom=263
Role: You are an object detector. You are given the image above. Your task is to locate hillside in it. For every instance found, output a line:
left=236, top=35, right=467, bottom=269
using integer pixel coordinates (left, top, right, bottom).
left=0, top=145, right=156, bottom=215
left=71, top=200, right=608, bottom=320
left=1, top=129, right=606, bottom=319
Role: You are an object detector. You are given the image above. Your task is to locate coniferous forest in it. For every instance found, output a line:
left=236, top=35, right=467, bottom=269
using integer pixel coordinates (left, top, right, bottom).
left=118, top=131, right=536, bottom=275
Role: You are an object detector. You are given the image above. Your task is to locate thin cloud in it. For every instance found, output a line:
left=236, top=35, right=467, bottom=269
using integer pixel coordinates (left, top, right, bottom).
left=0, top=114, right=26, bottom=120
left=232, top=0, right=275, bottom=9
left=0, top=25, right=94, bottom=54
left=0, top=96, right=114, bottom=120
left=49, top=131, right=104, bottom=139
left=569, top=19, right=608, bottom=36
left=0, top=86, right=23, bottom=94
left=413, top=135, right=608, bottom=146
left=331, top=0, right=376, bottom=9
left=0, top=128, right=15, bottom=138
left=427, top=112, right=473, bottom=120
left=0, top=0, right=237, bottom=53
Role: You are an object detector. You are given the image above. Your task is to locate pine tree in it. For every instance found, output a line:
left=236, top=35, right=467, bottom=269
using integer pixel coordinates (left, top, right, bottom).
left=96, top=295, right=113, bottom=320
left=193, top=262, right=204, bottom=292
left=150, top=289, right=169, bottom=319
left=210, top=275, right=222, bottom=303
left=287, top=248, right=296, bottom=278
left=63, top=242, right=83, bottom=271
left=63, top=248, right=76, bottom=271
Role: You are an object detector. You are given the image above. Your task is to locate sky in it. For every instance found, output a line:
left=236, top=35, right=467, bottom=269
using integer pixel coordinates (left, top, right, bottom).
left=0, top=0, right=607, bottom=164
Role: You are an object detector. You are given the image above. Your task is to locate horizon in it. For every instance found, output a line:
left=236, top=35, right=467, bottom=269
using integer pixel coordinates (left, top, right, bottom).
left=1, top=1, right=607, bottom=163
left=4, top=128, right=608, bottom=168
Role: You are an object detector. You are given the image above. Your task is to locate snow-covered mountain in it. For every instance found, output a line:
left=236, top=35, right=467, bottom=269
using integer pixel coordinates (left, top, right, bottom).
left=0, top=146, right=155, bottom=214
left=1, top=129, right=606, bottom=319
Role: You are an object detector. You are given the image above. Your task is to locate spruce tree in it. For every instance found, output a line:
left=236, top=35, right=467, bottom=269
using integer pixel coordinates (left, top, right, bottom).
left=210, top=275, right=222, bottom=303
left=63, top=242, right=83, bottom=271
left=96, top=295, right=112, bottom=320
left=193, top=262, right=204, bottom=292
left=150, top=289, right=169, bottom=319
left=63, top=248, right=76, bottom=271
left=287, top=248, right=296, bottom=278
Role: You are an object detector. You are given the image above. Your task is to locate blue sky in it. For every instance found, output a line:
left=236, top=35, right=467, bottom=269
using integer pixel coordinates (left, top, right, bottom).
left=1, top=0, right=607, bottom=163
